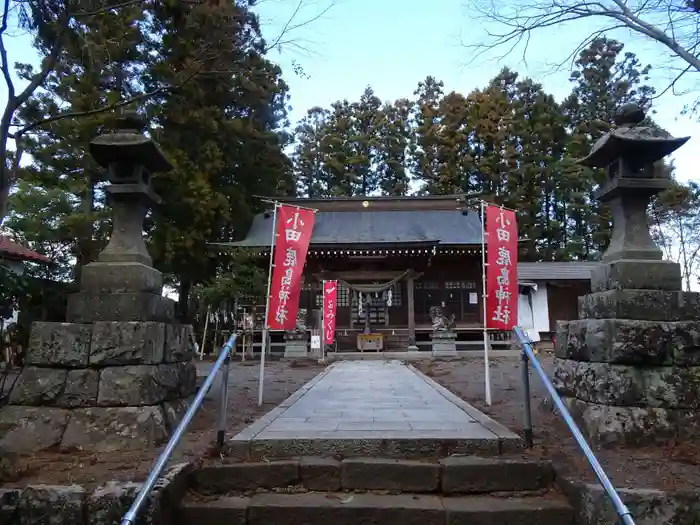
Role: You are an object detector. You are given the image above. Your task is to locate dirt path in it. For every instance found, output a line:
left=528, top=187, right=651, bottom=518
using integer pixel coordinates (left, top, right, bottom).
left=415, top=357, right=700, bottom=491
left=2, top=360, right=325, bottom=487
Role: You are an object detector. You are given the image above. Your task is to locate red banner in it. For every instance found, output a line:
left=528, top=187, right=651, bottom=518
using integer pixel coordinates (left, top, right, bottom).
left=323, top=280, right=338, bottom=345
left=486, top=206, right=518, bottom=330
left=267, top=205, right=315, bottom=330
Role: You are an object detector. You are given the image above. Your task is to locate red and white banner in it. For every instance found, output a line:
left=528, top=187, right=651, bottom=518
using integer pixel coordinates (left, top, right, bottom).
left=323, top=280, right=338, bottom=345
left=267, top=205, right=315, bottom=330
left=486, top=206, right=518, bottom=330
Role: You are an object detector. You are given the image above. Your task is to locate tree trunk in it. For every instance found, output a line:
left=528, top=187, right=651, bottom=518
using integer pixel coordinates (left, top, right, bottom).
left=0, top=112, right=14, bottom=224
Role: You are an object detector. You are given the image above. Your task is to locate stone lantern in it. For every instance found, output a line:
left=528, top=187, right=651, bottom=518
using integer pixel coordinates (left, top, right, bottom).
left=88, top=110, right=170, bottom=267
left=553, top=104, right=700, bottom=446
left=580, top=104, right=689, bottom=290
left=0, top=110, right=197, bottom=453
left=68, top=110, right=175, bottom=321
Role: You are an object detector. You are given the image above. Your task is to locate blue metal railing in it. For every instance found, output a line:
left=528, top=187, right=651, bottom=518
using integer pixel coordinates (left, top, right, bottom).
left=120, top=332, right=238, bottom=525
left=513, top=326, right=635, bottom=525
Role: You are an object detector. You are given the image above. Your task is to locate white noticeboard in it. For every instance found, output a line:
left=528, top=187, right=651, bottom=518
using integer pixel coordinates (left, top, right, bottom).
left=311, top=335, right=321, bottom=350
left=469, top=292, right=478, bottom=305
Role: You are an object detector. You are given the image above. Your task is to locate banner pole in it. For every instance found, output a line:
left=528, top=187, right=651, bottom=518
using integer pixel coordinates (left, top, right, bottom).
left=320, top=281, right=326, bottom=363
left=199, top=305, right=210, bottom=360
left=480, top=200, right=492, bottom=406
left=258, top=203, right=279, bottom=407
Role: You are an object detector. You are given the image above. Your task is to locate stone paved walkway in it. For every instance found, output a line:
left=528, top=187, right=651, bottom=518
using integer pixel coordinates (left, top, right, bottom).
left=229, top=361, right=521, bottom=459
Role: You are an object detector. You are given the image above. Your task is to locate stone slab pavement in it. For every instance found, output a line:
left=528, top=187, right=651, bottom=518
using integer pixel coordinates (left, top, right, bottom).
left=228, top=360, right=522, bottom=459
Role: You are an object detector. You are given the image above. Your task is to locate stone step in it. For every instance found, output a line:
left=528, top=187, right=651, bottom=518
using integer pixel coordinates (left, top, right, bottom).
left=180, top=492, right=574, bottom=525
left=190, top=456, right=556, bottom=495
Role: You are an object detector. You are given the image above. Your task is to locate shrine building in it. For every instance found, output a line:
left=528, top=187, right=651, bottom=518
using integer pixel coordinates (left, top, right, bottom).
left=214, top=194, right=596, bottom=352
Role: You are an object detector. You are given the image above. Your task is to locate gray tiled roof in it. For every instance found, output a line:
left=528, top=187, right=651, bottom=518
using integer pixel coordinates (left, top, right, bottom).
left=227, top=209, right=484, bottom=247
left=518, top=262, right=597, bottom=281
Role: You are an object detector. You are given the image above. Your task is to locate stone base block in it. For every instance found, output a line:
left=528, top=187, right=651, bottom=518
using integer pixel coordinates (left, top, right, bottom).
left=25, top=320, right=195, bottom=367
left=0, top=404, right=176, bottom=453
left=90, top=321, right=165, bottom=365
left=579, top=289, right=700, bottom=321
left=61, top=405, right=170, bottom=452
left=562, top=396, right=700, bottom=447
left=431, top=333, right=457, bottom=357
left=97, top=362, right=197, bottom=406
left=9, top=362, right=196, bottom=408
left=67, top=292, right=175, bottom=323
left=80, top=261, right=163, bottom=293
left=25, top=322, right=93, bottom=368
left=591, top=259, right=682, bottom=292
left=556, top=319, right=700, bottom=365
left=165, top=323, right=196, bottom=362
left=284, top=340, right=308, bottom=358
left=0, top=406, right=69, bottom=453
left=553, top=358, right=700, bottom=409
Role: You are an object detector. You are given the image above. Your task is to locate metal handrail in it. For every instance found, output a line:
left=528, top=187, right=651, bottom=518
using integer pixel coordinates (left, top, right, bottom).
left=512, top=326, right=635, bottom=525
left=120, top=332, right=238, bottom=525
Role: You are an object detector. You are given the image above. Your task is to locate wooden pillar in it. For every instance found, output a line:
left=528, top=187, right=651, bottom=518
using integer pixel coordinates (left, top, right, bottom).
left=407, top=271, right=418, bottom=351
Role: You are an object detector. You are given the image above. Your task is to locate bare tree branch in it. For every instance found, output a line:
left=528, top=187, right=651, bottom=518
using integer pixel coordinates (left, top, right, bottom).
left=262, top=0, right=336, bottom=55
left=10, top=66, right=201, bottom=138
left=463, top=0, right=700, bottom=99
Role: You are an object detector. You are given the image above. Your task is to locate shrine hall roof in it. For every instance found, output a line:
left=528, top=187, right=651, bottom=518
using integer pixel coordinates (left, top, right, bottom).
left=225, top=209, right=484, bottom=248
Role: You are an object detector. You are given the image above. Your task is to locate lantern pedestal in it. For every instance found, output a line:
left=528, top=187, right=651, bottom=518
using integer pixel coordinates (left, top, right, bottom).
left=552, top=105, right=699, bottom=447
left=284, top=332, right=309, bottom=358
left=0, top=112, right=197, bottom=453
left=431, top=331, right=457, bottom=357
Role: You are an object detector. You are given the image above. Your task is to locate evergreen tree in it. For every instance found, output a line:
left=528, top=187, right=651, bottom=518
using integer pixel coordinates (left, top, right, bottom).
left=411, top=76, right=445, bottom=194
left=6, top=3, right=147, bottom=281
left=375, top=99, right=412, bottom=196
left=145, top=0, right=292, bottom=316
left=561, top=37, right=656, bottom=259
left=293, top=106, right=331, bottom=197
left=348, top=86, right=382, bottom=195
left=322, top=100, right=358, bottom=196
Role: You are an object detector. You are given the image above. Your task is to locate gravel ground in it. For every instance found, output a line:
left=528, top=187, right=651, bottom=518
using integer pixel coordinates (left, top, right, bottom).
left=2, top=360, right=325, bottom=487
left=415, top=356, right=700, bottom=491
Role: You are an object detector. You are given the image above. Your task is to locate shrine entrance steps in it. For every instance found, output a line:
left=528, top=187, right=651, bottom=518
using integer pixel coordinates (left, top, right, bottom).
left=176, top=362, right=575, bottom=524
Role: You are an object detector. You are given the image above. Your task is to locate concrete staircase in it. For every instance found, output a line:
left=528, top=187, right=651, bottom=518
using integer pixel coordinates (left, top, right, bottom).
left=178, top=456, right=574, bottom=524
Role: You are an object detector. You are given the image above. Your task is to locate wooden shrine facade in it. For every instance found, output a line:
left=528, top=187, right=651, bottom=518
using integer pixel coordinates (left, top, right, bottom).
left=214, top=194, right=595, bottom=351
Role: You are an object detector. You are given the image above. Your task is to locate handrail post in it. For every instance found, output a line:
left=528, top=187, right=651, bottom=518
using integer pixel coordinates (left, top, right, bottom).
left=511, top=326, right=636, bottom=525
left=120, top=333, right=237, bottom=525
left=216, top=350, right=232, bottom=449
left=520, top=346, right=533, bottom=447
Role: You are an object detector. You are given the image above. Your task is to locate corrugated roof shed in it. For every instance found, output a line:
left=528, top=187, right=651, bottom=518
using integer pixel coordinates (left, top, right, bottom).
left=226, top=209, right=484, bottom=247
left=518, top=262, right=597, bottom=281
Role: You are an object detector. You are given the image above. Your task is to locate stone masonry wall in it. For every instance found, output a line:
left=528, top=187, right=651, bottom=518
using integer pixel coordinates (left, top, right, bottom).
left=0, top=321, right=197, bottom=453
left=0, top=462, right=190, bottom=525
left=553, top=313, right=700, bottom=446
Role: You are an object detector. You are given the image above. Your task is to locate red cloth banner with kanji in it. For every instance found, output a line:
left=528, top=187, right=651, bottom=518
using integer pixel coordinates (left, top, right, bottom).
left=323, top=280, right=338, bottom=345
left=267, top=205, right=315, bottom=330
left=486, top=205, right=518, bottom=330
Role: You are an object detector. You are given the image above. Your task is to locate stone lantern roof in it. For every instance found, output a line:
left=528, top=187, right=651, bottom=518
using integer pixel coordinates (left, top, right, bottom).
left=89, top=110, right=173, bottom=174
left=577, top=104, right=690, bottom=171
